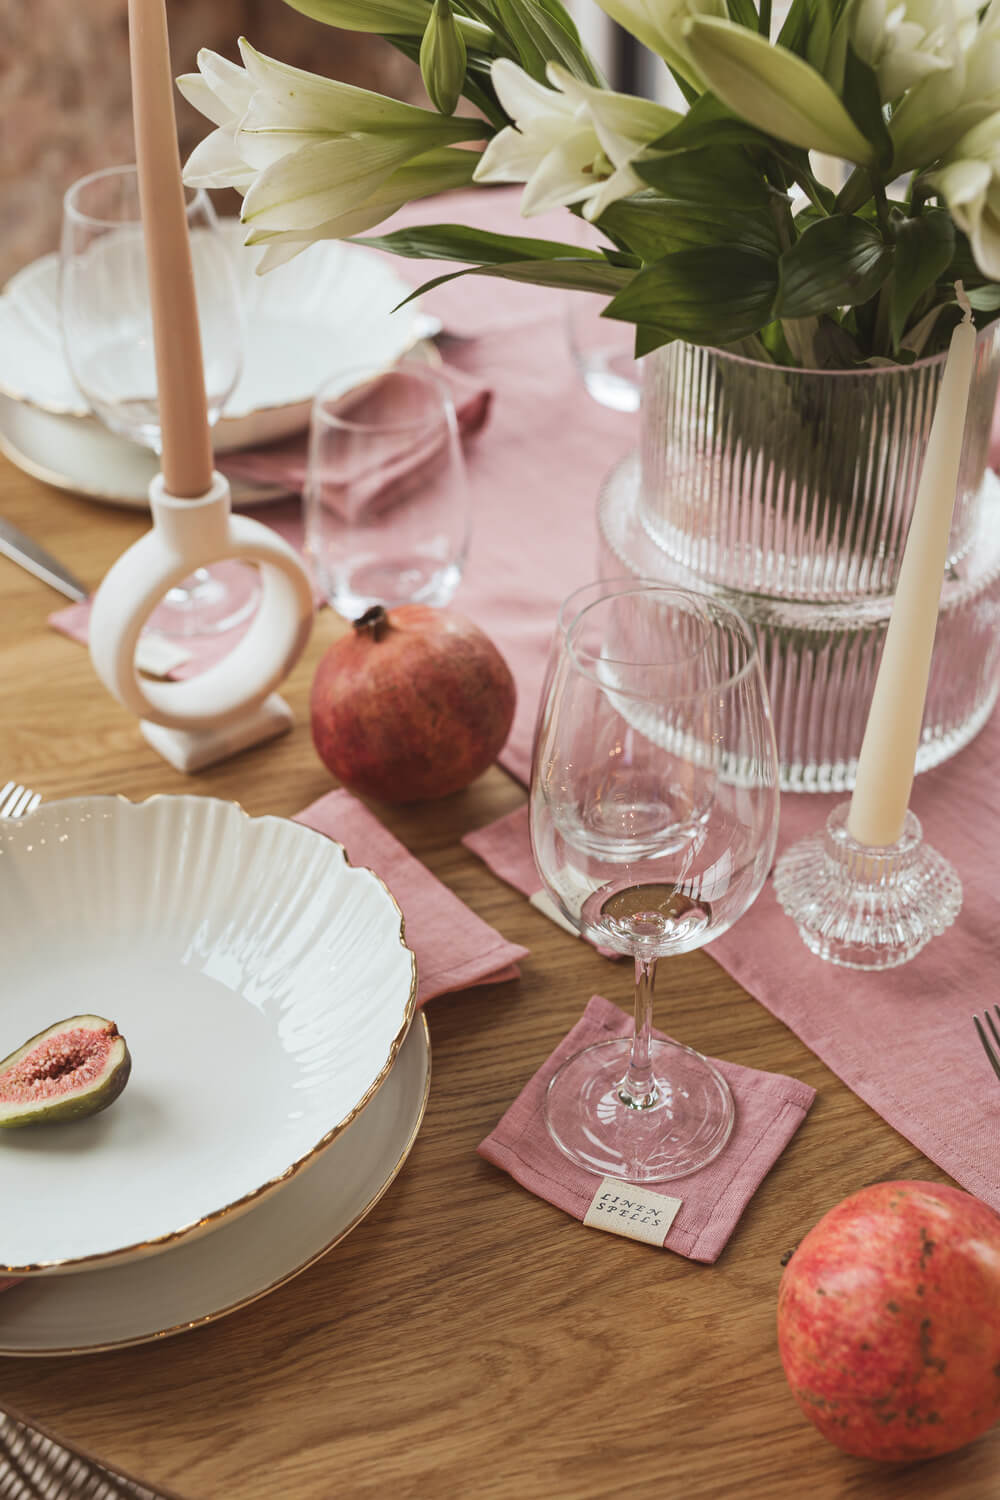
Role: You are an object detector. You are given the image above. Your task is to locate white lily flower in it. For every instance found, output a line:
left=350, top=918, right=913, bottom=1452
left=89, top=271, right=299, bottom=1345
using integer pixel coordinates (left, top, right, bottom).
left=244, top=147, right=479, bottom=271
left=178, top=40, right=486, bottom=236
left=891, top=0, right=1000, bottom=168
left=683, top=17, right=875, bottom=163
left=851, top=0, right=975, bottom=102
left=930, top=113, right=1000, bottom=279
left=593, top=0, right=727, bottom=89
left=473, top=60, right=680, bottom=221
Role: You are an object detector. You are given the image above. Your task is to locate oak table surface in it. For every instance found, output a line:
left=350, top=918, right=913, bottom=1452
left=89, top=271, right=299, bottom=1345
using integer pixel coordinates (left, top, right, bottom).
left=0, top=451, right=995, bottom=1500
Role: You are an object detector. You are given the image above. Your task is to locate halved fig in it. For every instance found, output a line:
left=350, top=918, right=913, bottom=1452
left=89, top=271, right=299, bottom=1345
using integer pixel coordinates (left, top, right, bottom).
left=0, top=1015, right=131, bottom=1127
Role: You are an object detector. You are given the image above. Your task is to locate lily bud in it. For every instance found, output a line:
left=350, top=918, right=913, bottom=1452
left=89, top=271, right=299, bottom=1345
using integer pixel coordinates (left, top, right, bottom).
left=684, top=17, right=875, bottom=164
left=420, top=0, right=468, bottom=117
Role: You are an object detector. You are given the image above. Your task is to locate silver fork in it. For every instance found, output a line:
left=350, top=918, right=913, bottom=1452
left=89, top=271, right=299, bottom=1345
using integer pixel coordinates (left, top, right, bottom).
left=973, top=1006, right=1000, bottom=1083
left=0, top=782, right=40, bottom=820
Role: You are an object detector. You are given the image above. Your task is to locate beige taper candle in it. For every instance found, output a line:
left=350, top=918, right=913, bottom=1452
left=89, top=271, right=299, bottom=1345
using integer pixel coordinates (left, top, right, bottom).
left=847, top=291, right=977, bottom=848
left=127, top=0, right=214, bottom=499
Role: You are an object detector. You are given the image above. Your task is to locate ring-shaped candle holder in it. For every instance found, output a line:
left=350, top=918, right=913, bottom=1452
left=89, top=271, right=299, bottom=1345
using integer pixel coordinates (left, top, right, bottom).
left=88, top=472, right=314, bottom=771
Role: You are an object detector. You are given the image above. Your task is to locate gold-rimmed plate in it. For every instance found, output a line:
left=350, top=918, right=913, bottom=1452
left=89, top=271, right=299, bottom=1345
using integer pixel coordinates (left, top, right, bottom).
left=0, top=795, right=416, bottom=1277
left=0, top=1014, right=429, bottom=1355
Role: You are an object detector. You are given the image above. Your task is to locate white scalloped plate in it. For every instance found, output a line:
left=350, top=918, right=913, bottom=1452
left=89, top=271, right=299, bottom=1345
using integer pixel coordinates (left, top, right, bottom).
left=0, top=796, right=416, bottom=1276
left=0, top=225, right=424, bottom=453
left=0, top=1015, right=430, bottom=1356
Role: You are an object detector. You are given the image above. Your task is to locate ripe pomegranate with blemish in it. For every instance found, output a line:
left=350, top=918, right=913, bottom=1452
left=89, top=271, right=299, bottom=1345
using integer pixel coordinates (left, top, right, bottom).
left=777, top=1181, right=1000, bottom=1461
left=310, top=604, right=516, bottom=803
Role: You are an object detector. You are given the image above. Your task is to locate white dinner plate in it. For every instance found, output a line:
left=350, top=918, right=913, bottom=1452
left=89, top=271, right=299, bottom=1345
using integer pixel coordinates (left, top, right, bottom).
left=0, top=396, right=288, bottom=509
left=0, top=796, right=416, bottom=1275
left=0, top=227, right=424, bottom=452
left=0, top=1014, right=430, bottom=1356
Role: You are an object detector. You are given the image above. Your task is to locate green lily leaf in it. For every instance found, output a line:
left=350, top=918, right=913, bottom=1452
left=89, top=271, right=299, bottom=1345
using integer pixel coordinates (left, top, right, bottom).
left=890, top=211, right=955, bottom=349
left=840, top=45, right=892, bottom=171
left=647, top=93, right=771, bottom=154
left=634, top=324, right=676, bottom=357
left=726, top=0, right=759, bottom=29
left=775, top=215, right=891, bottom=318
left=493, top=0, right=600, bottom=82
left=597, top=194, right=780, bottom=259
left=967, top=285, right=1000, bottom=312
left=604, top=245, right=779, bottom=343
left=354, top=223, right=606, bottom=264
left=391, top=257, right=633, bottom=311
left=635, top=146, right=771, bottom=209
left=281, top=0, right=430, bottom=31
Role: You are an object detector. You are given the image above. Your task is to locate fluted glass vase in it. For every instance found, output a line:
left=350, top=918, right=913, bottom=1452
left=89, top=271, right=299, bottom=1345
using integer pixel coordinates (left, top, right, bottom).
left=598, top=329, right=1000, bottom=792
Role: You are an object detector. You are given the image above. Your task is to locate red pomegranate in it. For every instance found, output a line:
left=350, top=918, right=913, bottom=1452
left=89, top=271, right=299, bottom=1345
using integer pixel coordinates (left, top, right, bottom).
left=310, top=604, right=516, bottom=803
left=777, top=1181, right=1000, bottom=1461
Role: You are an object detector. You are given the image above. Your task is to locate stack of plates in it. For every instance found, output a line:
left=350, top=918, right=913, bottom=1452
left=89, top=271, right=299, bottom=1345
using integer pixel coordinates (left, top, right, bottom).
left=0, top=224, right=426, bottom=508
left=0, top=796, right=427, bottom=1355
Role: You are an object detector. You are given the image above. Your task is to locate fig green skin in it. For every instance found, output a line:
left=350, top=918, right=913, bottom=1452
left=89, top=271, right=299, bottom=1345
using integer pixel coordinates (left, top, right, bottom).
left=0, top=1015, right=132, bottom=1128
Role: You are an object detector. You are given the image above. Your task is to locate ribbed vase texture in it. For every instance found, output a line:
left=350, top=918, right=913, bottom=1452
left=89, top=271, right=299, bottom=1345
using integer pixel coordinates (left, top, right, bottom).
left=598, top=328, right=1000, bottom=792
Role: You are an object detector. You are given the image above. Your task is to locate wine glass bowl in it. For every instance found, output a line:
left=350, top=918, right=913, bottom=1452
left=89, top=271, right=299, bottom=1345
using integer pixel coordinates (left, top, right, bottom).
left=60, top=165, right=241, bottom=449
left=304, top=358, right=470, bottom=619
left=530, top=583, right=780, bottom=1181
left=59, top=165, right=255, bottom=638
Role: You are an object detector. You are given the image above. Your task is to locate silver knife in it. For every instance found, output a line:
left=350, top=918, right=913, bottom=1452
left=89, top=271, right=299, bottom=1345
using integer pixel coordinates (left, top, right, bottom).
left=0, top=516, right=88, bottom=602
left=0, top=517, right=192, bottom=677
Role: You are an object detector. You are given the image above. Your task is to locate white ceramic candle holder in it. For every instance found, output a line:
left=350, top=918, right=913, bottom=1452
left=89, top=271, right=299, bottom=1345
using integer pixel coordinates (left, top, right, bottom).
left=89, top=471, right=314, bottom=772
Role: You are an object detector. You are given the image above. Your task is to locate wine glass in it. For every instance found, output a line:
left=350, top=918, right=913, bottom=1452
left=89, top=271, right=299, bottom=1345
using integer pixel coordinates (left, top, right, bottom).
left=59, top=164, right=257, bottom=638
left=530, top=583, right=780, bottom=1182
left=304, top=358, right=470, bottom=619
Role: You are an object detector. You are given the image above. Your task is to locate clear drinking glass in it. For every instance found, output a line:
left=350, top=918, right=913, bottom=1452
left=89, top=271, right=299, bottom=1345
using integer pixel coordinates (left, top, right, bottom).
left=304, top=359, right=470, bottom=619
left=530, top=583, right=780, bottom=1181
left=60, top=164, right=256, bottom=637
left=566, top=294, right=641, bottom=413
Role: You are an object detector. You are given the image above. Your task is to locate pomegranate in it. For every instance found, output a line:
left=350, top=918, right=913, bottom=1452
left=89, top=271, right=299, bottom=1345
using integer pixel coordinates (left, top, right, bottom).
left=310, top=604, right=516, bottom=803
left=777, top=1181, right=1000, bottom=1461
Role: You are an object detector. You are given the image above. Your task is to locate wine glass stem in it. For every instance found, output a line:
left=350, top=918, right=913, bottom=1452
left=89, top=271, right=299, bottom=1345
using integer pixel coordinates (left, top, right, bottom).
left=618, top=952, right=661, bottom=1109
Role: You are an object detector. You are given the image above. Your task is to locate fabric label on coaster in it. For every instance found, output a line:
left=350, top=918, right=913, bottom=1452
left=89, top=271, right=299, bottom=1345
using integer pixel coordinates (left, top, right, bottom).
left=583, top=1178, right=682, bottom=1247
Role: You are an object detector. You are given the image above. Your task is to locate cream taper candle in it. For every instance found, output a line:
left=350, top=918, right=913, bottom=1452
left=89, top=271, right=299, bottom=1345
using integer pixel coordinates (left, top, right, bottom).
left=847, top=290, right=977, bottom=848
left=127, top=0, right=214, bottom=498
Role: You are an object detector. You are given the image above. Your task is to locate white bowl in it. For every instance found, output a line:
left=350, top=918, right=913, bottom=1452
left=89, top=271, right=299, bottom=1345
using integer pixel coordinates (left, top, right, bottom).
left=0, top=224, right=424, bottom=452
left=0, top=795, right=416, bottom=1275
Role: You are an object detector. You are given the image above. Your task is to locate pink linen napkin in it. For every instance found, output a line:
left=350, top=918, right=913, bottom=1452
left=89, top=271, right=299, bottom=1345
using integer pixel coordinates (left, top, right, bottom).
left=479, top=994, right=815, bottom=1262
left=295, top=788, right=527, bottom=1003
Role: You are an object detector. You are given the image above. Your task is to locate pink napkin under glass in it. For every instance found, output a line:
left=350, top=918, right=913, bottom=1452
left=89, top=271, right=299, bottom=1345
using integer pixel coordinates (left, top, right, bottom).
left=464, top=711, right=1000, bottom=1216
left=479, top=994, right=815, bottom=1263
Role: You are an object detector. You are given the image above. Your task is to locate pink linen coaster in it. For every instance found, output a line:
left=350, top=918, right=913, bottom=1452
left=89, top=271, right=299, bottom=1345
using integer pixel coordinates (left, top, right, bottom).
left=479, top=995, right=815, bottom=1263
left=295, top=788, right=528, bottom=1004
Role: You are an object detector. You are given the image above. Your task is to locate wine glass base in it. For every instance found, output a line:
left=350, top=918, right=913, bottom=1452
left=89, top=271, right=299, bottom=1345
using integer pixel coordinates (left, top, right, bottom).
left=145, top=561, right=261, bottom=640
left=543, top=1038, right=735, bottom=1183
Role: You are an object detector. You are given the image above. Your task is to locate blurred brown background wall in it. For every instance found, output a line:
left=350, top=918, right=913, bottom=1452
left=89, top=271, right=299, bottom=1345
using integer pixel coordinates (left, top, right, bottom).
left=0, top=0, right=424, bottom=285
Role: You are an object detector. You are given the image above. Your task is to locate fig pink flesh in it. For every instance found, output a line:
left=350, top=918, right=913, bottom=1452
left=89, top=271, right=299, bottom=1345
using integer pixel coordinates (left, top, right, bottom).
left=0, top=1027, right=117, bottom=1102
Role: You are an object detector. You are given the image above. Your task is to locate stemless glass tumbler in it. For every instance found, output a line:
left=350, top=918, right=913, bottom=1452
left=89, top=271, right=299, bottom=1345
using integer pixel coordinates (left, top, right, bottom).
left=530, top=584, right=780, bottom=1182
left=304, top=359, right=470, bottom=620
left=60, top=164, right=255, bottom=637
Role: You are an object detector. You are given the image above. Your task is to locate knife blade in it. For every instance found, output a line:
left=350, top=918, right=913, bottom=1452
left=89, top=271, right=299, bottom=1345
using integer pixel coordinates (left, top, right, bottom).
left=0, top=517, right=88, bottom=603
left=0, top=516, right=193, bottom=677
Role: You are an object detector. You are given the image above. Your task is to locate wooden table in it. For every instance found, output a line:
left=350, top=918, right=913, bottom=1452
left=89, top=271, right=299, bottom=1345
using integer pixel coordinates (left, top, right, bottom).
left=0, top=451, right=996, bottom=1500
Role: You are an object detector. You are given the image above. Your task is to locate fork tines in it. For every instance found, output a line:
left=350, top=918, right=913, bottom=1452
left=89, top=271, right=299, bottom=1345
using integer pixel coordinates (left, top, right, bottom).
left=0, top=782, right=40, bottom=820
left=973, top=1005, right=1000, bottom=1083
